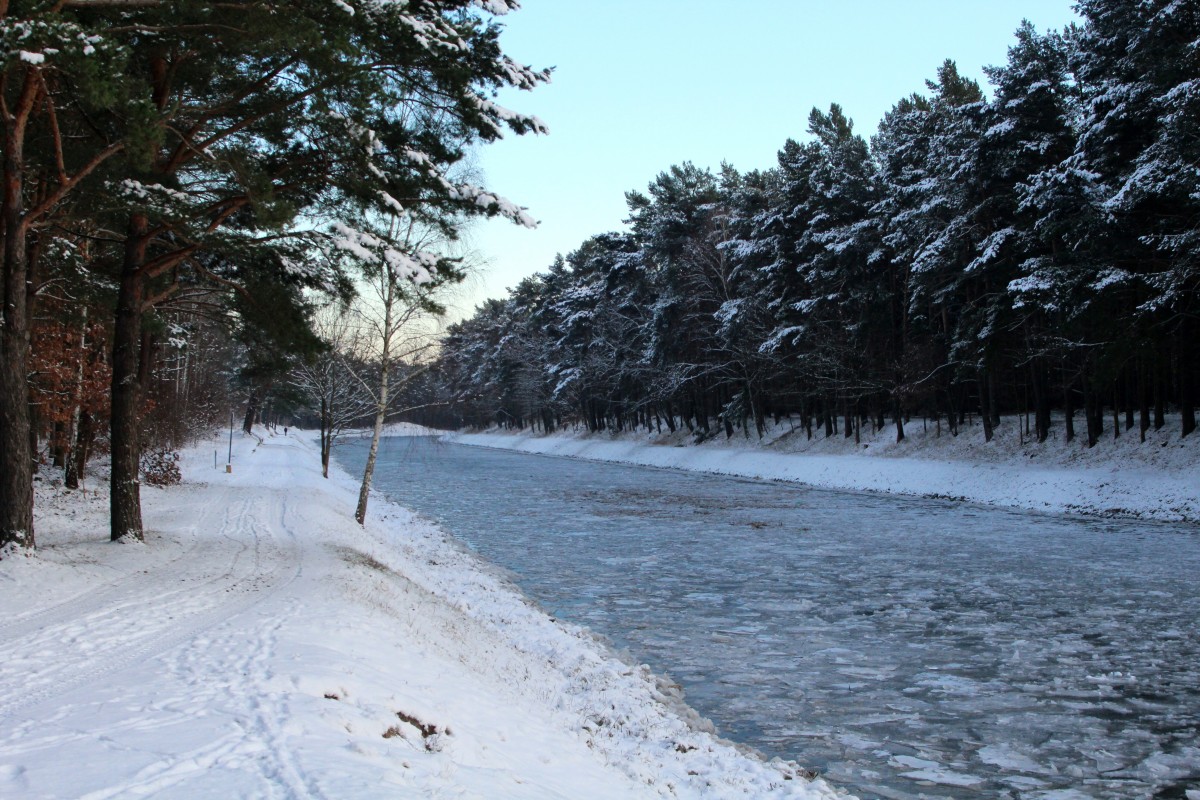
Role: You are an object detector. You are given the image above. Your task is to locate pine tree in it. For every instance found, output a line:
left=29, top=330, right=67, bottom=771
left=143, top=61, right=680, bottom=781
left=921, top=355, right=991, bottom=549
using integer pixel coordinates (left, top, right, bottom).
left=1071, top=0, right=1200, bottom=437
left=878, top=63, right=989, bottom=437
left=982, top=23, right=1079, bottom=443
left=1, top=8, right=133, bottom=552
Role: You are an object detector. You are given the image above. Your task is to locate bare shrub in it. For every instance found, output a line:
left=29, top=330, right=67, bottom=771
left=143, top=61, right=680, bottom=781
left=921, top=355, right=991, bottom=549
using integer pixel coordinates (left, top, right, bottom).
left=141, top=449, right=182, bottom=486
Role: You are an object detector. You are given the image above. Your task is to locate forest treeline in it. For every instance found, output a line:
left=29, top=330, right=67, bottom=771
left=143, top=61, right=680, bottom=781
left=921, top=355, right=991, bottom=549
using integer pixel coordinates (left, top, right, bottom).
left=436, top=1, right=1199, bottom=447
left=0, top=0, right=546, bottom=553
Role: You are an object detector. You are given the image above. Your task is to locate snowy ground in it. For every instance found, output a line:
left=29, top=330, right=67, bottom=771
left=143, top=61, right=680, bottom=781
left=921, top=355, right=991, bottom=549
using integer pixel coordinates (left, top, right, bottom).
left=0, top=430, right=848, bottom=799
left=444, top=413, right=1200, bottom=523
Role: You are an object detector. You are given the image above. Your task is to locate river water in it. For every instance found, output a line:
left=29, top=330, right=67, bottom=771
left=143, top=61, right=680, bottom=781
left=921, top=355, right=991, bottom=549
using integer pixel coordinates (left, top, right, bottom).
left=336, top=436, right=1200, bottom=799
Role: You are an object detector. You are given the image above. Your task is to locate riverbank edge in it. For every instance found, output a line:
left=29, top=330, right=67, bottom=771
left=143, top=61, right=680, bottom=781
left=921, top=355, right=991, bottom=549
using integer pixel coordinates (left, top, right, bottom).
left=441, top=422, right=1200, bottom=524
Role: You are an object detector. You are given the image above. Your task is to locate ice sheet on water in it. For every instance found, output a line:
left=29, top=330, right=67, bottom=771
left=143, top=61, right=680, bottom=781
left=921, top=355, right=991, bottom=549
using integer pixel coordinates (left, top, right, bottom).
left=977, top=743, right=1047, bottom=774
left=898, top=769, right=983, bottom=788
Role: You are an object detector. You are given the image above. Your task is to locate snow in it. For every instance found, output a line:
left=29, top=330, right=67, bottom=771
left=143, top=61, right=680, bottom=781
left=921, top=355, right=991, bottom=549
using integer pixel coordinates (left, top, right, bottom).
left=0, top=430, right=847, bottom=799
left=330, top=222, right=437, bottom=284
left=378, top=190, right=405, bottom=214
left=445, top=181, right=539, bottom=229
left=472, top=0, right=517, bottom=14
left=471, top=94, right=550, bottom=136
left=380, top=421, right=443, bottom=437
left=445, top=413, right=1200, bottom=523
left=966, top=226, right=1015, bottom=272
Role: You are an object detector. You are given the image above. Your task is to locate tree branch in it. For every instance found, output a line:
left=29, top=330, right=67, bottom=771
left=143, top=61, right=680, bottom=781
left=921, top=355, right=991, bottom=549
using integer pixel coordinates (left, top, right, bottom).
left=24, top=141, right=125, bottom=230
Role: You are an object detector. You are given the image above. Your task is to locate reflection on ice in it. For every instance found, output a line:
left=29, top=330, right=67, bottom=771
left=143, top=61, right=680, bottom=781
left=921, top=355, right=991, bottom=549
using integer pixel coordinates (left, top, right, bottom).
left=338, top=436, right=1200, bottom=800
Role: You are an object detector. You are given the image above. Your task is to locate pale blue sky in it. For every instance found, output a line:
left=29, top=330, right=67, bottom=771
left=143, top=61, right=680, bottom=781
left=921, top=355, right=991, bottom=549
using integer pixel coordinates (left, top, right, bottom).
left=456, top=1, right=1080, bottom=318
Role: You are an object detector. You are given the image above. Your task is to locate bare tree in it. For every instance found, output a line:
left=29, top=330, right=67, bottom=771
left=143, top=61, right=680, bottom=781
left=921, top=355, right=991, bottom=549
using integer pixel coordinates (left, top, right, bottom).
left=290, top=307, right=375, bottom=478
left=335, top=216, right=455, bottom=525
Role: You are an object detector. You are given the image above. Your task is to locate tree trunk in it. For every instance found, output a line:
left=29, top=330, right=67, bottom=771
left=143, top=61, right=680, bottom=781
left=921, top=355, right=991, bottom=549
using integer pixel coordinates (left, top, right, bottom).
left=1139, top=354, right=1150, bottom=443
left=0, top=72, right=38, bottom=553
left=355, top=276, right=395, bottom=526
left=50, top=422, right=66, bottom=468
left=243, top=388, right=260, bottom=434
left=1180, top=325, right=1196, bottom=438
left=1124, top=368, right=1134, bottom=432
left=752, top=388, right=766, bottom=439
left=110, top=213, right=150, bottom=542
left=0, top=282, right=34, bottom=549
left=1112, top=383, right=1120, bottom=440
left=61, top=308, right=89, bottom=483
left=28, top=396, right=40, bottom=474
left=978, top=367, right=994, bottom=443
left=65, top=411, right=93, bottom=490
left=319, top=396, right=331, bottom=478
left=355, top=401, right=385, bottom=525
left=1154, top=351, right=1166, bottom=431
left=1082, top=372, right=1099, bottom=448
left=1031, top=359, right=1051, bottom=443
left=1064, top=374, right=1076, bottom=444
left=988, top=368, right=1000, bottom=430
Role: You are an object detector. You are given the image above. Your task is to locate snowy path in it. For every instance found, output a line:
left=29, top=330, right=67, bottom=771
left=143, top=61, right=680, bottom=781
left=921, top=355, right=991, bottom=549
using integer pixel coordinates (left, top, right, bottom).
left=0, top=472, right=324, bottom=797
left=0, top=433, right=845, bottom=799
left=0, top=490, right=300, bottom=716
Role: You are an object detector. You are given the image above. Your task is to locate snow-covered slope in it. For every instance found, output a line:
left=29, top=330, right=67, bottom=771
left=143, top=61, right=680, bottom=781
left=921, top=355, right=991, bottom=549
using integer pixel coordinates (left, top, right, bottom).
left=0, top=431, right=847, bottom=799
left=446, top=414, right=1200, bottom=523
left=381, top=421, right=443, bottom=437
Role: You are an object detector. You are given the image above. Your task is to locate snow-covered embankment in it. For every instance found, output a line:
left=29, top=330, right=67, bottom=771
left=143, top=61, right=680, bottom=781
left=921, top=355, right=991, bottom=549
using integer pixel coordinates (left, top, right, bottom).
left=446, top=417, right=1200, bottom=523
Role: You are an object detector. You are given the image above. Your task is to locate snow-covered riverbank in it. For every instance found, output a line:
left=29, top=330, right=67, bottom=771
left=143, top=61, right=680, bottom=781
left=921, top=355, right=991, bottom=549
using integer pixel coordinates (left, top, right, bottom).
left=0, top=430, right=846, bottom=799
left=445, top=415, right=1200, bottom=523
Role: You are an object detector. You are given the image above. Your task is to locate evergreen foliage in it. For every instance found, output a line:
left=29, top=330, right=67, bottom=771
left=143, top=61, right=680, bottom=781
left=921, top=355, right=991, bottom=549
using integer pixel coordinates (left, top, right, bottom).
left=437, top=8, right=1199, bottom=447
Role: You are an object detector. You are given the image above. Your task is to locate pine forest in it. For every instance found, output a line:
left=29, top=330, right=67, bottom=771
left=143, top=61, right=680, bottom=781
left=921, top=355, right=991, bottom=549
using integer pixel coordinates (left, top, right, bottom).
left=436, top=4, right=1200, bottom=454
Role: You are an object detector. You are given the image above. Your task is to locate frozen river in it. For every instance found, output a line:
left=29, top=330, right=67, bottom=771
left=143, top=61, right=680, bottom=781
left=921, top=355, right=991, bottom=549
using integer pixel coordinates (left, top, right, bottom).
left=337, top=436, right=1200, bottom=799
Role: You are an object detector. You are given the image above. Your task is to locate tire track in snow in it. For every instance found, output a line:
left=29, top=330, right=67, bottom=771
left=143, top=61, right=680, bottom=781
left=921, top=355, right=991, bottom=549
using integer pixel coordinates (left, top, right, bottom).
left=248, top=490, right=326, bottom=799
left=171, top=490, right=323, bottom=799
left=74, top=732, right=251, bottom=800
left=0, top=497, right=253, bottom=717
left=0, top=487, right=301, bottom=721
left=71, top=489, right=324, bottom=800
left=0, top=531, right=207, bottom=643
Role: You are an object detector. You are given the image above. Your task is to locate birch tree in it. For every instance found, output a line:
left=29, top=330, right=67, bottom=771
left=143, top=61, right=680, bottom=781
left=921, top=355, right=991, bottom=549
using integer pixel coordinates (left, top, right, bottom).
left=337, top=216, right=456, bottom=526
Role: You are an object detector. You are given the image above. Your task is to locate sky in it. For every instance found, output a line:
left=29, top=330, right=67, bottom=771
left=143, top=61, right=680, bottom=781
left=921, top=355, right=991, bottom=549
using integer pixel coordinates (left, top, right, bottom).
left=452, top=0, right=1081, bottom=320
